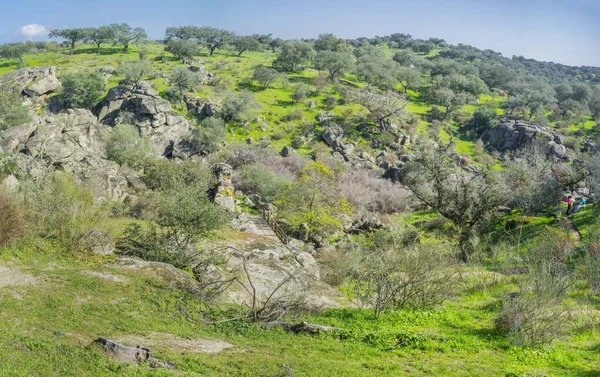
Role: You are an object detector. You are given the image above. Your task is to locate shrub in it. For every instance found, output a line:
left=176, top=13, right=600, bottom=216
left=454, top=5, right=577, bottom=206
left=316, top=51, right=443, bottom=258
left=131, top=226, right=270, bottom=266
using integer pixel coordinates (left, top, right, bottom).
left=221, top=91, right=260, bottom=123
left=291, top=84, right=311, bottom=103
left=0, top=153, right=18, bottom=178
left=155, top=185, right=229, bottom=247
left=283, top=108, right=305, bottom=122
left=466, top=106, right=499, bottom=133
left=526, top=227, right=573, bottom=298
left=61, top=71, right=105, bottom=109
left=427, top=105, right=446, bottom=122
left=0, top=190, right=27, bottom=246
left=271, top=130, right=286, bottom=140
left=138, top=45, right=149, bottom=61
left=495, top=293, right=566, bottom=346
left=291, top=135, right=304, bottom=149
left=123, top=160, right=228, bottom=265
left=169, top=66, right=205, bottom=100
left=26, top=172, right=109, bottom=253
left=192, top=117, right=227, bottom=155
left=339, top=169, right=410, bottom=215
left=118, top=60, right=153, bottom=86
left=253, top=66, right=280, bottom=90
left=104, top=124, right=152, bottom=168
left=121, top=223, right=195, bottom=269
left=324, top=95, right=338, bottom=109
left=0, top=80, right=31, bottom=130
left=348, top=240, right=456, bottom=319
left=577, top=221, right=600, bottom=296
left=276, top=160, right=353, bottom=240
left=142, top=159, right=214, bottom=192
left=238, top=163, right=292, bottom=203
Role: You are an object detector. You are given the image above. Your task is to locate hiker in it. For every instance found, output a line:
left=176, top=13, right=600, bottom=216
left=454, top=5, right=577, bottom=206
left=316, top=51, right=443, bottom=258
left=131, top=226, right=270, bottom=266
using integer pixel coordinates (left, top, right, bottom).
left=574, top=197, right=587, bottom=213
left=566, top=195, right=574, bottom=215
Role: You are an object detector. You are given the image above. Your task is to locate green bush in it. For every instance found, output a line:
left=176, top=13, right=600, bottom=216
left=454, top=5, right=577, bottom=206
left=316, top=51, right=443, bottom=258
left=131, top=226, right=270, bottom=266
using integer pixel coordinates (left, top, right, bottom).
left=61, top=71, right=105, bottom=109
left=26, top=172, right=110, bottom=253
left=155, top=185, right=229, bottom=245
left=238, top=163, right=291, bottom=203
left=466, top=106, right=499, bottom=133
left=104, top=124, right=152, bottom=168
left=0, top=153, right=18, bottom=178
left=192, top=117, right=227, bottom=155
left=118, top=60, right=153, bottom=86
left=291, top=84, right=311, bottom=103
left=253, top=66, right=280, bottom=90
left=142, top=159, right=215, bottom=192
left=495, top=293, right=566, bottom=346
left=0, top=80, right=31, bottom=130
left=169, top=66, right=205, bottom=100
left=221, top=91, right=260, bottom=123
left=0, top=189, right=27, bottom=246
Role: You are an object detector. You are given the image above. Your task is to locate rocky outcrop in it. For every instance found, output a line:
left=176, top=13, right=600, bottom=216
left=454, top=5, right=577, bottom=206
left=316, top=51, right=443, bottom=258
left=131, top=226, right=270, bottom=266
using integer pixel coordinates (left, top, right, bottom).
left=95, top=81, right=194, bottom=157
left=196, top=240, right=341, bottom=310
left=184, top=93, right=218, bottom=119
left=212, top=163, right=237, bottom=212
left=475, top=119, right=568, bottom=160
left=0, top=66, right=60, bottom=97
left=0, top=109, right=135, bottom=202
left=321, top=125, right=378, bottom=170
left=187, top=61, right=213, bottom=84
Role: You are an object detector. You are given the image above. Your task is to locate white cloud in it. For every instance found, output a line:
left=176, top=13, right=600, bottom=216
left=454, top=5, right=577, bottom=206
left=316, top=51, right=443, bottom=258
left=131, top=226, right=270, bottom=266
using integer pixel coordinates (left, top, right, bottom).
left=15, top=24, right=49, bottom=40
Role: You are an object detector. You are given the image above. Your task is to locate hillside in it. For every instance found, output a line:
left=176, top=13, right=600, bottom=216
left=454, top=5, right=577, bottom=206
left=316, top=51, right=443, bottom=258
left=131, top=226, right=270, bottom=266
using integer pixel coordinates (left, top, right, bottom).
left=1, top=28, right=600, bottom=377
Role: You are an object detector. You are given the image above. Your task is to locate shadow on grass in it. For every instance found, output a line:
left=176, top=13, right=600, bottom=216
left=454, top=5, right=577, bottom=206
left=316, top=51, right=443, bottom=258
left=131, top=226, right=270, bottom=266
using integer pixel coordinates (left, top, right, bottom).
left=71, top=47, right=130, bottom=55
left=275, top=99, right=296, bottom=108
left=0, top=61, right=17, bottom=69
left=288, top=75, right=313, bottom=85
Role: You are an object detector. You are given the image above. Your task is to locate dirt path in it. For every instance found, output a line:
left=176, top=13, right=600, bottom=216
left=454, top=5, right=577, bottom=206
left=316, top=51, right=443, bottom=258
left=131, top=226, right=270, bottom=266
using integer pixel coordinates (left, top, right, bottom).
left=563, top=218, right=582, bottom=243
left=0, top=266, right=37, bottom=288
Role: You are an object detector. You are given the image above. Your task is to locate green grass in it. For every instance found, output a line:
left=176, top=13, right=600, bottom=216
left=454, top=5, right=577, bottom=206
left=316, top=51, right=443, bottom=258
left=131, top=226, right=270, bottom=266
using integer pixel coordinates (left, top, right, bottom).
left=1, top=241, right=599, bottom=376
left=2, top=44, right=594, bottom=164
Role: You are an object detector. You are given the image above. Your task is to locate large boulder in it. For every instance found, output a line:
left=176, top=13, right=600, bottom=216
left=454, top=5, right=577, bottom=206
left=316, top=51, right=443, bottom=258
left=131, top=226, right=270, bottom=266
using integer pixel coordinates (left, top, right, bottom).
left=212, top=163, right=237, bottom=212
left=205, top=240, right=341, bottom=310
left=0, top=109, right=133, bottom=202
left=476, top=119, right=568, bottom=160
left=24, top=75, right=61, bottom=97
left=95, top=81, right=194, bottom=157
left=0, top=66, right=60, bottom=96
left=184, top=93, right=218, bottom=119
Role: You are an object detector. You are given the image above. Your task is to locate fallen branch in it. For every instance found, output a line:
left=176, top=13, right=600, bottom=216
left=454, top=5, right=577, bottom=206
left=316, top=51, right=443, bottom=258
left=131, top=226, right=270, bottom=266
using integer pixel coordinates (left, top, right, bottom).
left=260, top=321, right=344, bottom=334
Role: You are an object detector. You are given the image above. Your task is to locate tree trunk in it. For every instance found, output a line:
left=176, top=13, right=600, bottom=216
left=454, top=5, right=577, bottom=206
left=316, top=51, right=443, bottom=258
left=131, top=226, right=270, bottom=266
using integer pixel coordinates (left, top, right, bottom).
left=210, top=46, right=216, bottom=56
left=238, top=49, right=245, bottom=57
left=71, top=40, right=76, bottom=49
left=97, top=43, right=101, bottom=51
left=458, top=227, right=472, bottom=263
left=124, top=43, right=129, bottom=53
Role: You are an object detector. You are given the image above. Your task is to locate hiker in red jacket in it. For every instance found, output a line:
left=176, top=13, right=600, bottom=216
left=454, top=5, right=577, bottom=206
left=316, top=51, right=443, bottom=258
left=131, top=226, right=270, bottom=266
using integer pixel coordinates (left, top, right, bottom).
left=566, top=195, right=574, bottom=215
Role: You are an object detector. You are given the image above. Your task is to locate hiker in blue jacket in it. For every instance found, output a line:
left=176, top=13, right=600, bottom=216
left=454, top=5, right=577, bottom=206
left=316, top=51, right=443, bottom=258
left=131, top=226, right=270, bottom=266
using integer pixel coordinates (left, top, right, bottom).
left=574, top=197, right=587, bottom=213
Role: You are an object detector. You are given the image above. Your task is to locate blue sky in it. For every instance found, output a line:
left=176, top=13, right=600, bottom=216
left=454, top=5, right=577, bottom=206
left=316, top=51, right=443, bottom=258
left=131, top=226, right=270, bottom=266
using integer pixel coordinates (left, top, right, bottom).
left=1, top=0, right=598, bottom=66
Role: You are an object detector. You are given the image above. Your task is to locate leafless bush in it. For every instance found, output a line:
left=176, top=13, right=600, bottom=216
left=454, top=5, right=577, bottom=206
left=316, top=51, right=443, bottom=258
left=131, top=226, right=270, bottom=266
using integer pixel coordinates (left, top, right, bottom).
left=348, top=241, right=456, bottom=319
left=526, top=227, right=573, bottom=298
left=339, top=169, right=411, bottom=215
left=0, top=189, right=27, bottom=246
left=23, top=172, right=110, bottom=254
left=577, top=220, right=600, bottom=296
left=495, top=293, right=567, bottom=346
left=233, top=251, right=304, bottom=323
